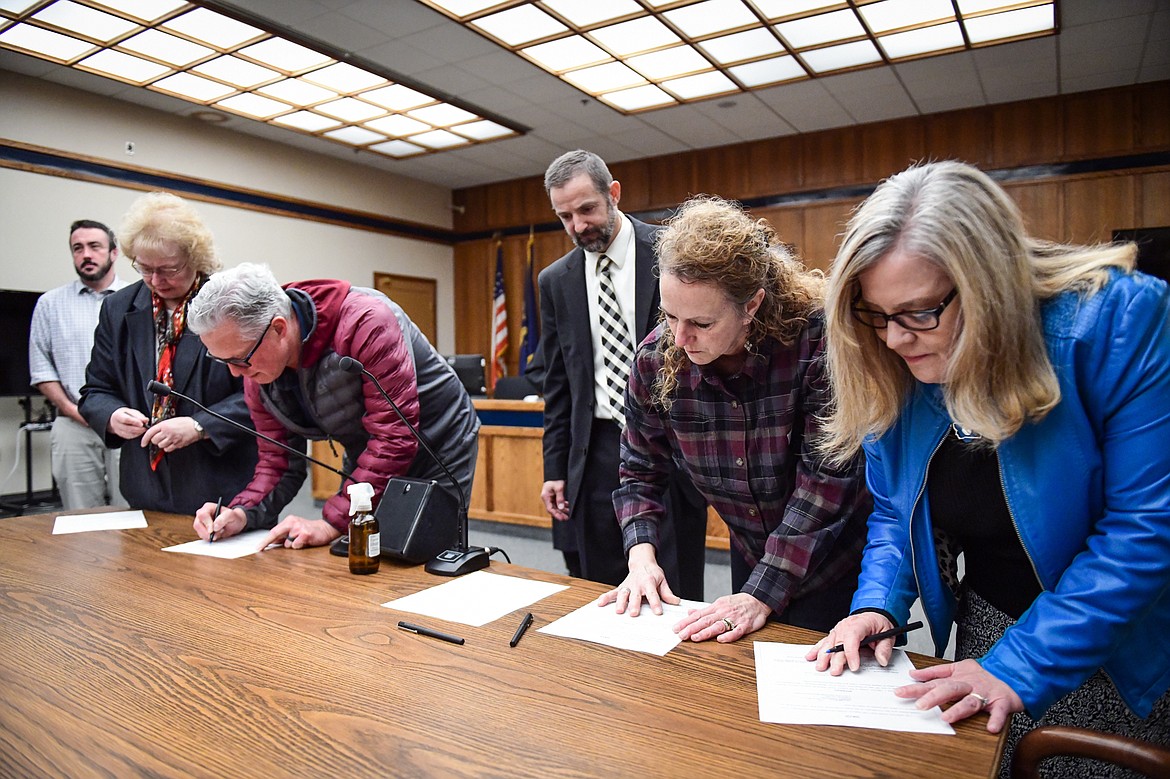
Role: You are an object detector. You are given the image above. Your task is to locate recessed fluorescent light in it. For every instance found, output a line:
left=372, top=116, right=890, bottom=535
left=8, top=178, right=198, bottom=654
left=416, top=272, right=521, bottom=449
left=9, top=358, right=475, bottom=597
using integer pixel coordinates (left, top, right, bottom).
left=700, top=28, right=784, bottom=65
left=316, top=96, right=384, bottom=122
left=662, top=70, right=737, bottom=99
left=775, top=9, right=865, bottom=48
left=79, top=48, right=171, bottom=82
left=152, top=71, right=236, bottom=101
left=271, top=110, right=341, bottom=132
left=471, top=5, right=567, bottom=47
left=858, top=0, right=955, bottom=34
left=322, top=126, right=386, bottom=146
left=365, top=114, right=431, bottom=136
left=215, top=92, right=291, bottom=119
left=410, top=129, right=467, bottom=148
left=563, top=60, right=647, bottom=92
left=878, top=22, right=964, bottom=59
left=964, top=4, right=1054, bottom=44
left=239, top=38, right=332, bottom=72
left=801, top=39, right=883, bottom=72
left=362, top=83, right=432, bottom=111
left=590, top=16, right=680, bottom=56
left=452, top=119, right=512, bottom=140
left=663, top=0, right=758, bottom=38
left=599, top=83, right=675, bottom=110
left=194, top=55, right=280, bottom=88
left=33, top=1, right=137, bottom=42
left=162, top=8, right=264, bottom=49
left=119, top=29, right=213, bottom=67
left=522, top=36, right=610, bottom=72
left=0, top=22, right=94, bottom=60
left=408, top=103, right=477, bottom=126
left=257, top=78, right=337, bottom=105
left=627, top=45, right=711, bottom=80
left=424, top=0, right=501, bottom=17
left=541, top=0, right=640, bottom=28
left=728, top=55, right=805, bottom=87
left=750, top=0, right=841, bottom=20
left=303, top=62, right=386, bottom=92
left=97, top=0, right=186, bottom=23
left=370, top=139, right=426, bottom=158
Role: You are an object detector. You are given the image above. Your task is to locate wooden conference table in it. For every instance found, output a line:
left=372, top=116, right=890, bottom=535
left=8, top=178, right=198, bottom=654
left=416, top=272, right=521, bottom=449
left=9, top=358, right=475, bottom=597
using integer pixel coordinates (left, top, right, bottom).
left=0, top=512, right=1004, bottom=778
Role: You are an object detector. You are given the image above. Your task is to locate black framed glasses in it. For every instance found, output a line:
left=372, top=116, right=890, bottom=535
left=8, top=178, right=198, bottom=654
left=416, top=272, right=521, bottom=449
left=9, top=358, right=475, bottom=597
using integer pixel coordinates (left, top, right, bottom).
left=208, top=318, right=273, bottom=368
left=851, top=289, right=958, bottom=332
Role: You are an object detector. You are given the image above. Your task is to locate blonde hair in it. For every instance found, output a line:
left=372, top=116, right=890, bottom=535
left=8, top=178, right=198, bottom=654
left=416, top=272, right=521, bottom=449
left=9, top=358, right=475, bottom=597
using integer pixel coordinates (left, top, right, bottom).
left=821, top=161, right=1135, bottom=463
left=118, top=191, right=221, bottom=276
left=654, top=195, right=823, bottom=408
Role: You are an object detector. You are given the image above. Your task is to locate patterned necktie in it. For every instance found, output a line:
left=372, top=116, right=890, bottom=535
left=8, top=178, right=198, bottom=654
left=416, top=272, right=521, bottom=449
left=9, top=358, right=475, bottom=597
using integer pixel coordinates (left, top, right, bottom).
left=596, top=254, right=634, bottom=426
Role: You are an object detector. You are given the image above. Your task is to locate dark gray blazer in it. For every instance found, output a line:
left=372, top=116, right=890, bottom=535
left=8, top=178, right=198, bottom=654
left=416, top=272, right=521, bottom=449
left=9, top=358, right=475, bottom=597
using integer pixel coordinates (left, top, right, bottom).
left=537, top=216, right=661, bottom=547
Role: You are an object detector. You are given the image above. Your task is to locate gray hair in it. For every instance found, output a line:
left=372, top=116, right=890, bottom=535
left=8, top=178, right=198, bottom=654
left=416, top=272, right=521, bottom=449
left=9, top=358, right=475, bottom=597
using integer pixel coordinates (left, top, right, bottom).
left=188, top=262, right=291, bottom=338
left=544, top=149, right=612, bottom=195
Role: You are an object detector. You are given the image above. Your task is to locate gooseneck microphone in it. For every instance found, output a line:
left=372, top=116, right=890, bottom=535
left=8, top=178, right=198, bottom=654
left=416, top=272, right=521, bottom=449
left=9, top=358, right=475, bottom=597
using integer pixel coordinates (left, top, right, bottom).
left=338, top=356, right=490, bottom=577
left=146, top=380, right=356, bottom=486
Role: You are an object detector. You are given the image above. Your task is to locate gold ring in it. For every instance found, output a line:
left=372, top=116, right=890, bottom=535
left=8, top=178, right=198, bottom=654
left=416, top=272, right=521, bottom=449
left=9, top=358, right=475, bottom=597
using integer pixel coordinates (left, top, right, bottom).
left=721, top=617, right=735, bottom=632
left=968, top=692, right=989, bottom=709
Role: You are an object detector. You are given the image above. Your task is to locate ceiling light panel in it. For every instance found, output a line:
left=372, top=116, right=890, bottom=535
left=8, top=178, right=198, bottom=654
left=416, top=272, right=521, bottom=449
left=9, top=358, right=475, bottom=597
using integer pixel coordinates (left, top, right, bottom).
left=0, top=0, right=521, bottom=157
left=418, top=0, right=1059, bottom=114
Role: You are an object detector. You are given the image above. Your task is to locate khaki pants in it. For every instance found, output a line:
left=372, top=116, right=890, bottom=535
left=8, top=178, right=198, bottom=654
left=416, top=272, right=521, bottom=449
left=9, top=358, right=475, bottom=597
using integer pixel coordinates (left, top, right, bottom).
left=50, top=416, right=123, bottom=510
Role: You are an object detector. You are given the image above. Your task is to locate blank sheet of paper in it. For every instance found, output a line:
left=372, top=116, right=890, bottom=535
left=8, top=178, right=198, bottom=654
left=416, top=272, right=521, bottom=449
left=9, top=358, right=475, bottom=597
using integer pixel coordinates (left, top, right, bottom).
left=53, top=510, right=148, bottom=534
left=754, top=642, right=954, bottom=735
left=382, top=570, right=568, bottom=627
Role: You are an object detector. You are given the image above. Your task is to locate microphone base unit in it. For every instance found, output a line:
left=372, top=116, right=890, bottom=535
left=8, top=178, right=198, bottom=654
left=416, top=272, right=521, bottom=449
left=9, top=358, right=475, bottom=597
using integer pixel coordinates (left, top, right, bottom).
left=425, top=545, right=491, bottom=577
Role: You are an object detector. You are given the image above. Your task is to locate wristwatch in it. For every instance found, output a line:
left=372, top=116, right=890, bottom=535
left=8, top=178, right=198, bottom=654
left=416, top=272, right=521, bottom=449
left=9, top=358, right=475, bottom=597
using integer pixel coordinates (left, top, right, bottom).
left=192, top=419, right=205, bottom=439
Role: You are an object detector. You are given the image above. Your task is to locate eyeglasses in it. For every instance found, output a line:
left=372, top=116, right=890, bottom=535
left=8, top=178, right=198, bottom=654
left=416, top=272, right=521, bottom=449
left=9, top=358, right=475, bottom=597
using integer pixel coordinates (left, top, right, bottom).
left=130, top=259, right=188, bottom=279
left=208, top=318, right=273, bottom=368
left=851, top=289, right=958, bottom=332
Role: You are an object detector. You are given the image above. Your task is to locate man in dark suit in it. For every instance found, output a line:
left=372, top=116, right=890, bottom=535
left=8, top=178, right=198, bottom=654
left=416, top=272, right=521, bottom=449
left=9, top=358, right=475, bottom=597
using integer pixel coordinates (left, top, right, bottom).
left=537, top=150, right=707, bottom=598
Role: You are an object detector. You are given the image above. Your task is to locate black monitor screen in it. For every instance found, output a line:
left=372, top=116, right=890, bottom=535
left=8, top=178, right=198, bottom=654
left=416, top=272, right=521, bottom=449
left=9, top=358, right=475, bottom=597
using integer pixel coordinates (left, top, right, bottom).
left=0, top=290, right=43, bottom=397
left=445, top=354, right=486, bottom=396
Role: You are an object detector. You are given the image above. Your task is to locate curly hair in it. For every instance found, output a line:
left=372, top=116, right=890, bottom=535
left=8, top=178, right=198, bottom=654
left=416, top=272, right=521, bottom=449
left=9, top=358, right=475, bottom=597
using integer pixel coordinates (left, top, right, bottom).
left=118, top=191, right=221, bottom=276
left=653, top=195, right=824, bottom=409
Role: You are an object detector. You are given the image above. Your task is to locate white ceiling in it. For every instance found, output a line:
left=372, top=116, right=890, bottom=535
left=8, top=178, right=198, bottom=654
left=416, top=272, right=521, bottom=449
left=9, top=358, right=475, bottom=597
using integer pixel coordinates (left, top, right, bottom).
left=2, top=0, right=1167, bottom=191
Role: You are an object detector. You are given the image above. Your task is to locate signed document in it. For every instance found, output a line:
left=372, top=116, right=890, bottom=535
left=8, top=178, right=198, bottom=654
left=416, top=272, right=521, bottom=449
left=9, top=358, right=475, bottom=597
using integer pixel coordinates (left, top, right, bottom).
left=754, top=642, right=955, bottom=735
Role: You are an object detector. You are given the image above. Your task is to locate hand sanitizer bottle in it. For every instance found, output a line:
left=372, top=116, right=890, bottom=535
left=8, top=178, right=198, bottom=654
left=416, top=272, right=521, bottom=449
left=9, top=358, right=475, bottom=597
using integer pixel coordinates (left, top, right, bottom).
left=347, top=482, right=379, bottom=575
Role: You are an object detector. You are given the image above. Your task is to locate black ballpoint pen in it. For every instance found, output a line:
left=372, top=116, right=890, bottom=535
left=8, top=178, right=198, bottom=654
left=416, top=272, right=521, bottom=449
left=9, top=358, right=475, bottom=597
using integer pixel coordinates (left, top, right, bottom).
left=209, top=497, right=222, bottom=543
left=824, top=620, right=924, bottom=654
left=398, top=621, right=465, bottom=646
left=509, top=612, right=533, bottom=647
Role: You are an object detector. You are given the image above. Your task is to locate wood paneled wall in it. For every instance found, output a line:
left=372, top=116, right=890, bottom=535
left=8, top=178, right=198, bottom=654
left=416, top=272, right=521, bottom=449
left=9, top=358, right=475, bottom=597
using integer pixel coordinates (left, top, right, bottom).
left=454, top=81, right=1170, bottom=373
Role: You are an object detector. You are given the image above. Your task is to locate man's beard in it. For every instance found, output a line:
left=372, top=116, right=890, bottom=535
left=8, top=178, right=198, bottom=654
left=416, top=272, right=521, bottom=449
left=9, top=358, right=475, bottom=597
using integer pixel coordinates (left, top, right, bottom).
left=75, top=257, right=113, bottom=283
left=572, top=204, right=618, bottom=253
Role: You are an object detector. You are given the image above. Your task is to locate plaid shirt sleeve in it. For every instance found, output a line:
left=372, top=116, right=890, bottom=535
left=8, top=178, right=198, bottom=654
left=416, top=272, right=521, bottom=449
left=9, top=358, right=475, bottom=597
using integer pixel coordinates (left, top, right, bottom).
left=743, top=325, right=871, bottom=614
left=615, top=339, right=673, bottom=552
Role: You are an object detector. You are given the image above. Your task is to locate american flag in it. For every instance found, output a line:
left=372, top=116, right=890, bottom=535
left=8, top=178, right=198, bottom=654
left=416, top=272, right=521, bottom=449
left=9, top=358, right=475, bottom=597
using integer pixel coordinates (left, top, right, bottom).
left=489, top=241, right=508, bottom=389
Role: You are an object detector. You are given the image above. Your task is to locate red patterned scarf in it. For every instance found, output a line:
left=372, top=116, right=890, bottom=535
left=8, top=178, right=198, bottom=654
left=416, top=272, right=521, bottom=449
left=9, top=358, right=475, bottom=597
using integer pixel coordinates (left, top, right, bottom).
left=148, top=274, right=205, bottom=470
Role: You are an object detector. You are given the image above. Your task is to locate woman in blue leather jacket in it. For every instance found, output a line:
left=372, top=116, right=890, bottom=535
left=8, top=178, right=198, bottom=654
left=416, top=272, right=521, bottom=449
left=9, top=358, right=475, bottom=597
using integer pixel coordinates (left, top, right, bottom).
left=806, top=161, right=1170, bottom=777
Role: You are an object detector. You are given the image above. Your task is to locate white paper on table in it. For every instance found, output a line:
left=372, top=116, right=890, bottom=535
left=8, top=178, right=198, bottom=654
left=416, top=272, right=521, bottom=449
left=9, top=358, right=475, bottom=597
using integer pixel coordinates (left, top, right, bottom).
left=161, top=530, right=272, bottom=559
left=538, top=598, right=708, bottom=656
left=382, top=570, right=568, bottom=627
left=53, top=510, right=148, bottom=534
left=754, top=642, right=954, bottom=735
